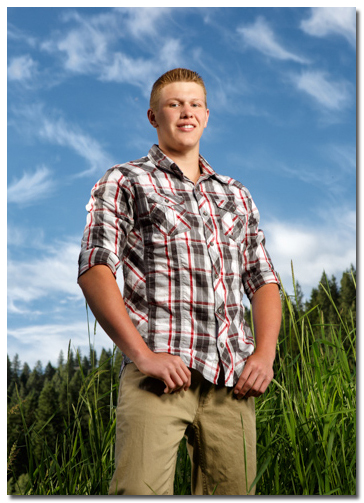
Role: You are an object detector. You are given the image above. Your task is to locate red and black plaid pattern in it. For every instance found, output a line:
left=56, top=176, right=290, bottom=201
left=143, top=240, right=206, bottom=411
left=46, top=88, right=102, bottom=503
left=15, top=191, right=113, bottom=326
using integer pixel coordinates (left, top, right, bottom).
left=78, top=145, right=280, bottom=386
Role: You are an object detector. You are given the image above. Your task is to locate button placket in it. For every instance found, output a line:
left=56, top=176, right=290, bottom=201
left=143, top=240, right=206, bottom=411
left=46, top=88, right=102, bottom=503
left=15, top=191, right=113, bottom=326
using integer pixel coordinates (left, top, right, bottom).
left=195, top=189, right=228, bottom=346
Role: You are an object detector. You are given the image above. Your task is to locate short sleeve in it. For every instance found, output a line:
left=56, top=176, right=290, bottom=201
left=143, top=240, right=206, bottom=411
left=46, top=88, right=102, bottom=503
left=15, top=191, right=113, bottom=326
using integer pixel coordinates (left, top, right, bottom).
left=78, top=167, right=134, bottom=280
left=240, top=188, right=280, bottom=302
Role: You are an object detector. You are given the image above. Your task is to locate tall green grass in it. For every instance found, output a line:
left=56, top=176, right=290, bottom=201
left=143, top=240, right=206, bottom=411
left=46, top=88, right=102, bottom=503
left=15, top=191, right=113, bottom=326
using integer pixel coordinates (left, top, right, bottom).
left=253, top=273, right=356, bottom=495
left=8, top=273, right=356, bottom=495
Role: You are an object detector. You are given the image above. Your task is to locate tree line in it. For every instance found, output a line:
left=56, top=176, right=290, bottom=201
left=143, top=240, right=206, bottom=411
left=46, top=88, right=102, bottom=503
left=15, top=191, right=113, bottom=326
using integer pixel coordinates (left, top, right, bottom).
left=7, top=265, right=356, bottom=492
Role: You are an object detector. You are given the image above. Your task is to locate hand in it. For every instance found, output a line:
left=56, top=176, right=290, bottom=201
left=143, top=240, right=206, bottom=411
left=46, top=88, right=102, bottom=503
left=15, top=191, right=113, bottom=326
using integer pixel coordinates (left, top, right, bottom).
left=233, top=352, right=274, bottom=399
left=135, top=352, right=191, bottom=394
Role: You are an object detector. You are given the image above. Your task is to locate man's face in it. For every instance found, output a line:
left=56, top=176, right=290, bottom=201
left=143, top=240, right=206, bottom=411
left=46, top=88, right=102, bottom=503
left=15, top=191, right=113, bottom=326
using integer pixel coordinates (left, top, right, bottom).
left=147, top=81, right=209, bottom=156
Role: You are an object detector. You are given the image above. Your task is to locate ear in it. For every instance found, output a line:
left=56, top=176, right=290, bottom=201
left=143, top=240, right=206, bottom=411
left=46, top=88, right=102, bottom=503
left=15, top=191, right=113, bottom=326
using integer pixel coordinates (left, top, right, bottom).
left=204, top=109, right=210, bottom=128
left=147, top=109, right=158, bottom=128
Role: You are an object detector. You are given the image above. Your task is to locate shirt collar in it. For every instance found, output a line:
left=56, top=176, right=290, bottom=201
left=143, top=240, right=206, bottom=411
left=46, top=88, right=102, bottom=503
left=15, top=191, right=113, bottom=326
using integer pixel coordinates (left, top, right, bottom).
left=148, top=144, right=228, bottom=184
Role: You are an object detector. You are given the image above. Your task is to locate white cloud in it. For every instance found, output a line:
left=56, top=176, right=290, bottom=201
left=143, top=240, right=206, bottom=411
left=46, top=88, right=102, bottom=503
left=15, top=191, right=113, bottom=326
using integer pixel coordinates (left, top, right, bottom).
left=7, top=320, right=114, bottom=370
left=7, top=22, right=37, bottom=48
left=39, top=115, right=113, bottom=176
left=11, top=104, right=113, bottom=176
left=101, top=52, right=155, bottom=85
left=100, top=38, right=184, bottom=93
left=7, top=54, right=38, bottom=82
left=265, top=211, right=356, bottom=300
left=7, top=165, right=55, bottom=205
left=237, top=17, right=309, bottom=64
left=41, top=7, right=182, bottom=92
left=114, top=7, right=172, bottom=41
left=46, top=15, right=113, bottom=74
left=7, top=235, right=124, bottom=368
left=325, top=144, right=356, bottom=173
left=277, top=142, right=356, bottom=199
left=301, top=7, right=356, bottom=47
left=7, top=240, right=83, bottom=312
left=8, top=235, right=124, bottom=314
left=291, top=70, right=351, bottom=110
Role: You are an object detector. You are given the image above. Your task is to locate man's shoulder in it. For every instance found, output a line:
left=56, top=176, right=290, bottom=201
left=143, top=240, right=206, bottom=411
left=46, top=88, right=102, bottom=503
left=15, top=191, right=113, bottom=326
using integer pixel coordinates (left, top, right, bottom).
left=213, top=171, right=250, bottom=195
left=103, top=153, right=157, bottom=182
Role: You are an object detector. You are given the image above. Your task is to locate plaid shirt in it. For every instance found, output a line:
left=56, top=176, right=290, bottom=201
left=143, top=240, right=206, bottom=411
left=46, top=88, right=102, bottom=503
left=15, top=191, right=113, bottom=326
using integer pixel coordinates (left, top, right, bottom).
left=78, top=145, right=280, bottom=386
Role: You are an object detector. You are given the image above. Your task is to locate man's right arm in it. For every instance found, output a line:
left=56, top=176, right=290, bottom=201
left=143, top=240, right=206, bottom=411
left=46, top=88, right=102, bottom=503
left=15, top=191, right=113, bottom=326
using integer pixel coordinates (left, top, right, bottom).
left=78, top=264, right=191, bottom=393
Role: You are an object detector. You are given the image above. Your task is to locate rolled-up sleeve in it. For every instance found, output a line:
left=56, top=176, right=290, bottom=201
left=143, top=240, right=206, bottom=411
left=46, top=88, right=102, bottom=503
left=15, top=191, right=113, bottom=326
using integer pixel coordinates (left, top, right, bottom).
left=241, top=188, right=280, bottom=302
left=78, top=167, right=134, bottom=280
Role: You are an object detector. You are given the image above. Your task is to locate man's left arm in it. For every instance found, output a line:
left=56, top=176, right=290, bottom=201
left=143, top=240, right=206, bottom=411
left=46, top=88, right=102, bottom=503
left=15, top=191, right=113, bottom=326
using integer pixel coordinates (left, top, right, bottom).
left=233, top=283, right=281, bottom=399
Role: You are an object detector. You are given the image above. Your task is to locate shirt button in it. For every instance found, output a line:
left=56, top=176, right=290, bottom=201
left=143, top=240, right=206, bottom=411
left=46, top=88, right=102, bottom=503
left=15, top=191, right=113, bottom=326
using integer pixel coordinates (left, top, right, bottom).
left=210, top=241, right=215, bottom=246
left=220, top=342, right=224, bottom=348
left=217, top=307, right=224, bottom=314
left=203, top=211, right=208, bottom=217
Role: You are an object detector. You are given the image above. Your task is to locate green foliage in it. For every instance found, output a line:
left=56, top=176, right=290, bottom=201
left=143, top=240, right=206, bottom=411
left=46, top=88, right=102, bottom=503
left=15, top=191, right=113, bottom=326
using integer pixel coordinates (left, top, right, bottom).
left=254, top=267, right=356, bottom=495
left=7, top=266, right=356, bottom=495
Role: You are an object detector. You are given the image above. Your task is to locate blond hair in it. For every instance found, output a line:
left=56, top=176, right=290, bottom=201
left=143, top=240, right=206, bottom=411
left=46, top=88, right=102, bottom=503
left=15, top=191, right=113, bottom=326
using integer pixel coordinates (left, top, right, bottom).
left=149, top=68, right=207, bottom=110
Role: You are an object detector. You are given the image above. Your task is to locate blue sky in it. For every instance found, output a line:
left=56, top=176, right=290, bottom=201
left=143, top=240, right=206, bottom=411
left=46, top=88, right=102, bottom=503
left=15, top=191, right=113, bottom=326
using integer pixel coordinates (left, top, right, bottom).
left=7, top=7, right=356, bottom=369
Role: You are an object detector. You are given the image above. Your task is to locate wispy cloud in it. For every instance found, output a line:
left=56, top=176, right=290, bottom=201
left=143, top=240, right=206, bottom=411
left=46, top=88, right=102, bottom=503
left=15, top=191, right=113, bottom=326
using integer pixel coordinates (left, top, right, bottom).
left=237, top=17, right=309, bottom=64
left=325, top=144, right=356, bottom=173
left=7, top=234, right=124, bottom=315
left=7, top=320, right=114, bottom=369
left=277, top=142, right=356, bottom=197
left=265, top=210, right=356, bottom=299
left=291, top=70, right=352, bottom=110
left=7, top=22, right=37, bottom=48
left=100, top=38, right=184, bottom=93
left=8, top=165, right=55, bottom=205
left=301, top=7, right=356, bottom=47
left=7, top=240, right=82, bottom=313
left=39, top=116, right=113, bottom=176
left=8, top=54, right=38, bottom=82
left=11, top=104, right=113, bottom=176
left=7, top=234, right=123, bottom=367
left=114, top=7, right=172, bottom=41
left=42, top=10, right=115, bottom=74
left=41, top=7, right=183, bottom=94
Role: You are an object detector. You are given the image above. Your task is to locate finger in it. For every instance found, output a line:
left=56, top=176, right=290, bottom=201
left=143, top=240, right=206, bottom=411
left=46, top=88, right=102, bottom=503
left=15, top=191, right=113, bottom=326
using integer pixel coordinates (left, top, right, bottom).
left=163, top=374, right=178, bottom=394
left=236, top=371, right=259, bottom=399
left=176, top=366, right=191, bottom=390
left=169, top=359, right=191, bottom=391
left=164, top=367, right=187, bottom=394
left=233, top=367, right=254, bottom=397
left=240, top=374, right=271, bottom=398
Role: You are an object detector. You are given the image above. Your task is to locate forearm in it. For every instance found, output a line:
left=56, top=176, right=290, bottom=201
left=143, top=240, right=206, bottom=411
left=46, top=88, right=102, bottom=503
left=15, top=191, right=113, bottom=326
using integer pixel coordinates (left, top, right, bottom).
left=251, top=283, right=282, bottom=362
left=78, top=264, right=153, bottom=364
left=234, top=283, right=281, bottom=398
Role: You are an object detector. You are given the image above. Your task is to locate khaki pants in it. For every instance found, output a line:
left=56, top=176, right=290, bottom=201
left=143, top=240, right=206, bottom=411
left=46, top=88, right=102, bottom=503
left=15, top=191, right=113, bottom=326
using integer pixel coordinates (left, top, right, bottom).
left=108, top=363, right=256, bottom=495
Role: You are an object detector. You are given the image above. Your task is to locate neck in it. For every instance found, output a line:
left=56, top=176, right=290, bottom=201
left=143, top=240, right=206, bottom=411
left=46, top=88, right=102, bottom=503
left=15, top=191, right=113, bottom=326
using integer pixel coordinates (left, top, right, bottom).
left=158, top=144, right=201, bottom=183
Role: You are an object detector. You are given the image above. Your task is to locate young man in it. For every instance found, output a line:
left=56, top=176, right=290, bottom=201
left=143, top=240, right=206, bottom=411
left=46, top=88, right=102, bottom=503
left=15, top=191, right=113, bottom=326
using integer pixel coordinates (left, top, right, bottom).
left=78, top=68, right=281, bottom=495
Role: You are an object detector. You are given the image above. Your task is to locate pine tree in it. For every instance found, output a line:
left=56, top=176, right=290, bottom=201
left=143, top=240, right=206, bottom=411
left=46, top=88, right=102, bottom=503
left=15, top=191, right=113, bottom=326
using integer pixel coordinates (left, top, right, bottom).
left=340, top=266, right=356, bottom=324
left=44, top=362, right=56, bottom=382
left=7, top=356, right=14, bottom=406
left=26, top=361, right=44, bottom=401
left=57, top=350, right=65, bottom=369
left=20, top=363, right=31, bottom=391
left=33, top=379, right=61, bottom=460
left=11, top=354, right=21, bottom=387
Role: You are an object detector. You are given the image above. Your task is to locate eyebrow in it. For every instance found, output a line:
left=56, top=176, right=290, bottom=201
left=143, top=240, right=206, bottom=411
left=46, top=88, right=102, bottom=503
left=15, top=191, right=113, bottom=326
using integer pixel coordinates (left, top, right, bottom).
left=166, top=97, right=205, bottom=103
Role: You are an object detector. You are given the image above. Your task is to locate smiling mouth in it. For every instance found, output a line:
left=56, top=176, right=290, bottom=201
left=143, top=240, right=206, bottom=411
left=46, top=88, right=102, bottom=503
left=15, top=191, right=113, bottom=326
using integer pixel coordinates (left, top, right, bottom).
left=178, top=124, right=195, bottom=130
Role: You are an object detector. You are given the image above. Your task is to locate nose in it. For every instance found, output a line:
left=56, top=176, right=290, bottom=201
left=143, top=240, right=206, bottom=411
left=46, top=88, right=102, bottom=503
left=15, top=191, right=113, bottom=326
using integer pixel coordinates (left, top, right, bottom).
left=180, top=103, right=193, bottom=117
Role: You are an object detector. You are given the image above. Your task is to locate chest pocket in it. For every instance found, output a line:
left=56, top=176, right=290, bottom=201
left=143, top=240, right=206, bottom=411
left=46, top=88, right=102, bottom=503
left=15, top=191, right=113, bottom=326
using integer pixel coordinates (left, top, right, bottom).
left=147, top=192, right=191, bottom=237
left=210, top=194, right=247, bottom=243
